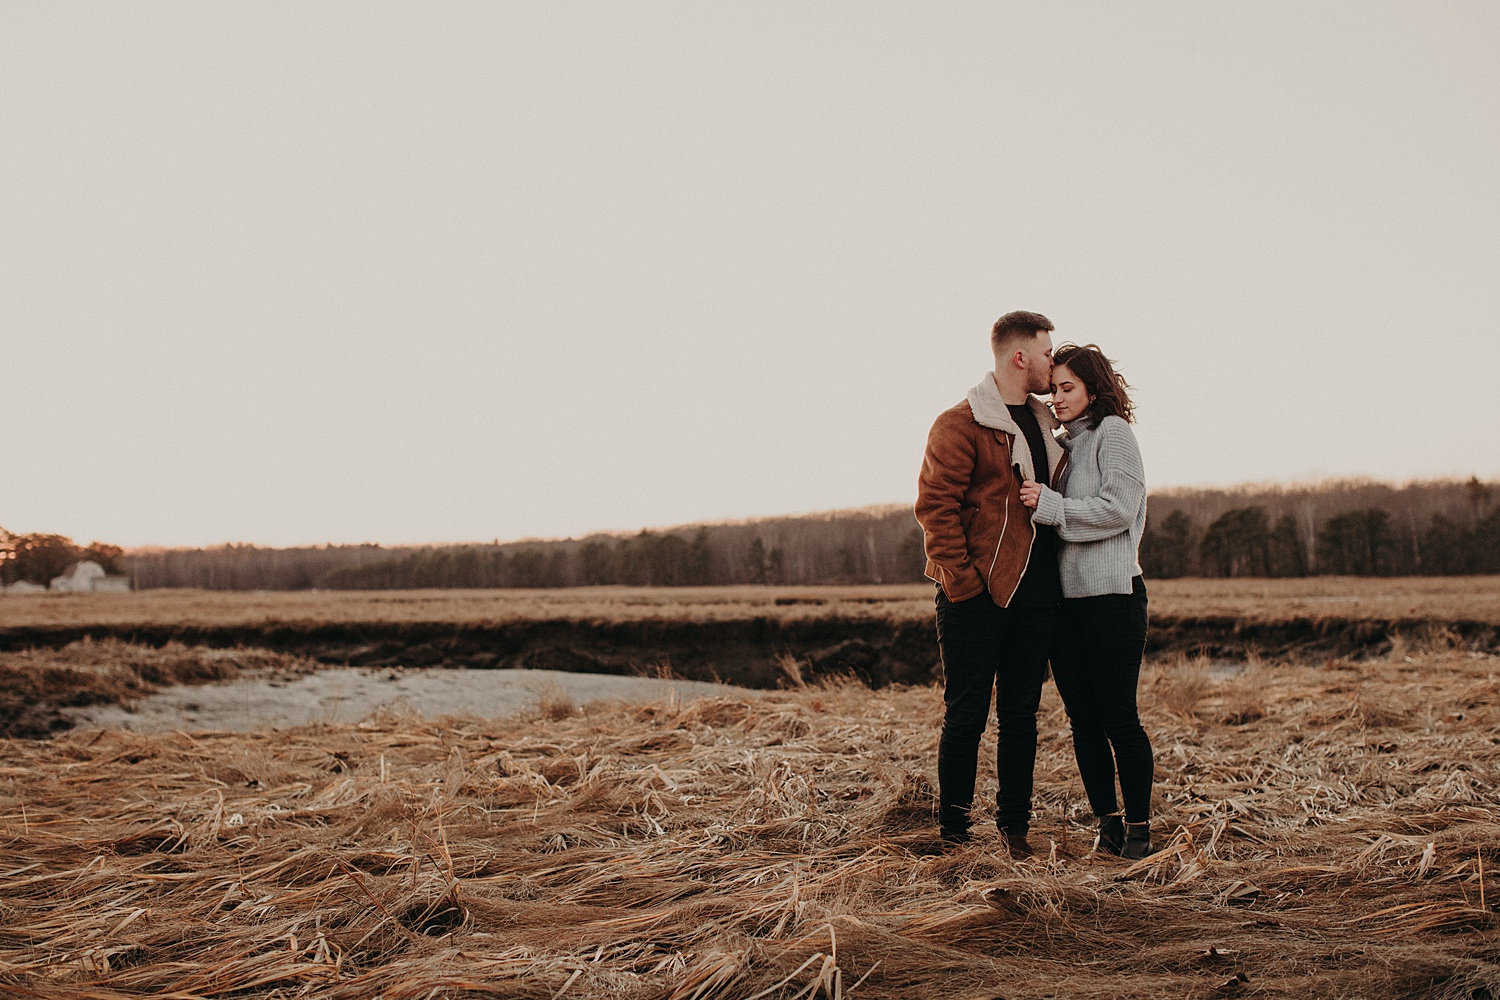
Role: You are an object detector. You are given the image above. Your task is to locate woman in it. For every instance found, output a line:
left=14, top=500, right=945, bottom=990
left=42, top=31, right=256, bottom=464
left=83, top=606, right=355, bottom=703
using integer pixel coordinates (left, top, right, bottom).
left=1018, top=344, right=1153, bottom=860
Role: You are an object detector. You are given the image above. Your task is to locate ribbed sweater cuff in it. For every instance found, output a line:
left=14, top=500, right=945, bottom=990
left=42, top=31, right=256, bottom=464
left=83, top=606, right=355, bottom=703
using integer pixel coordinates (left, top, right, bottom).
left=1033, top=486, right=1065, bottom=526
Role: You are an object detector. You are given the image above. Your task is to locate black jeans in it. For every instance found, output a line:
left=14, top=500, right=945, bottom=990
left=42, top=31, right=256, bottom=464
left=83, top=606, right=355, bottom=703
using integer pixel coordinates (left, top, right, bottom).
left=1050, top=576, right=1153, bottom=823
left=935, top=586, right=1056, bottom=840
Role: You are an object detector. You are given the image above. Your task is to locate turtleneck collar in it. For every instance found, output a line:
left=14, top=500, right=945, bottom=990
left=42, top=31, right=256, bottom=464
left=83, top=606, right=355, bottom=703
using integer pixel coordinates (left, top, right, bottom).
left=1063, top=414, right=1096, bottom=435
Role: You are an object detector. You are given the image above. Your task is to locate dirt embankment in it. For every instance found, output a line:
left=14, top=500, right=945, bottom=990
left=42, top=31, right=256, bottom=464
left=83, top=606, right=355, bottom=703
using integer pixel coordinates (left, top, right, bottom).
left=2, top=614, right=1497, bottom=690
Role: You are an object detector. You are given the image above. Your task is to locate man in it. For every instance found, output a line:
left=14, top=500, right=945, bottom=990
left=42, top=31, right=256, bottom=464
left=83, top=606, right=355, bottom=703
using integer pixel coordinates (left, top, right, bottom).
left=914, top=310, right=1066, bottom=854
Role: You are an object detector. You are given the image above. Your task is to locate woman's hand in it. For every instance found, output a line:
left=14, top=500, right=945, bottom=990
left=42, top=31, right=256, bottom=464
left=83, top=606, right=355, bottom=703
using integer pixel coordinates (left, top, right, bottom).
left=1019, top=480, right=1042, bottom=509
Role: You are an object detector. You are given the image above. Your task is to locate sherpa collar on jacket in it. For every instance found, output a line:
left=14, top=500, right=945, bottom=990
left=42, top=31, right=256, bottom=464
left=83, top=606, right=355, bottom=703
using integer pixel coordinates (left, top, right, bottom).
left=965, top=372, right=1065, bottom=483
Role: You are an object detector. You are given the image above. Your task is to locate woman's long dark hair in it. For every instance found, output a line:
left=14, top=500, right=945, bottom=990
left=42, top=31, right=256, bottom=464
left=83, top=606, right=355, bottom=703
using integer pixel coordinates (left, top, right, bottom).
left=1052, top=343, right=1135, bottom=424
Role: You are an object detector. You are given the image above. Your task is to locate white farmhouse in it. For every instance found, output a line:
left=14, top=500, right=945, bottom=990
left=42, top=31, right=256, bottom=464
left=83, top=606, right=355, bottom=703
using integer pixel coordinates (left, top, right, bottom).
left=49, top=560, right=131, bottom=593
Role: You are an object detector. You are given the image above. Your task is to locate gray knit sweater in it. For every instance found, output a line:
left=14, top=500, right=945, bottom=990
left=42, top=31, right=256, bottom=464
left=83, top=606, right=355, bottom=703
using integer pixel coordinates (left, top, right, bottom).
left=1031, top=414, right=1147, bottom=598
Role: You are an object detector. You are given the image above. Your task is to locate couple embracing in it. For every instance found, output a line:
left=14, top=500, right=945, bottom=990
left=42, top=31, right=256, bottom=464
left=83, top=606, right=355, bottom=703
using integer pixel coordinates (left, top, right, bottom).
left=915, top=310, right=1153, bottom=860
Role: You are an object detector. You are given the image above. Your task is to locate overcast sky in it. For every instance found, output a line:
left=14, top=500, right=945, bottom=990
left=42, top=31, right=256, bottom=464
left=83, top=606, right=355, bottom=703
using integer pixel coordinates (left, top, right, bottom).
left=4, top=2, right=1497, bottom=548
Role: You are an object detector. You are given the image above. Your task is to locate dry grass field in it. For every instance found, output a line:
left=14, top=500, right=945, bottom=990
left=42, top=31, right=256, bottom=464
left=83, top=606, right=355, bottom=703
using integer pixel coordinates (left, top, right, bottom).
left=2, top=634, right=1499, bottom=998
left=2, top=575, right=1499, bottom=629
left=2, top=581, right=1498, bottom=996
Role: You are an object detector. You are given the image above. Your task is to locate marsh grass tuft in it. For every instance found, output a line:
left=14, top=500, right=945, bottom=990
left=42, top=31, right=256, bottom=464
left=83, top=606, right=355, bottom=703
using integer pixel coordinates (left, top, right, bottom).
left=535, top=682, right=577, bottom=721
left=777, top=652, right=808, bottom=688
left=1211, top=654, right=1270, bottom=726
left=1147, top=654, right=1214, bottom=720
left=1355, top=695, right=1413, bottom=729
left=1388, top=624, right=1464, bottom=662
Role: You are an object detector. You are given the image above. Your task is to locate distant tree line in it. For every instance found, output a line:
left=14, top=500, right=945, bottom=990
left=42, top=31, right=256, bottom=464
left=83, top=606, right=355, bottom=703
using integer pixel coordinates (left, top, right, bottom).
left=8, top=478, right=1497, bottom=592
left=126, top=542, right=399, bottom=591
left=1140, top=476, right=1500, bottom=577
left=123, top=506, right=929, bottom=591
left=0, top=526, right=123, bottom=587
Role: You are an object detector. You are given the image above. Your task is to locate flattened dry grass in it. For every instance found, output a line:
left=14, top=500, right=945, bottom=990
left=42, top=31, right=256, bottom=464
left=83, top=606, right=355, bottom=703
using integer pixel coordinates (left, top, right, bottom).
left=1146, top=576, right=1500, bottom=624
left=3, top=576, right=1498, bottom=630
left=3, top=644, right=1500, bottom=997
left=0, top=586, right=930, bottom=629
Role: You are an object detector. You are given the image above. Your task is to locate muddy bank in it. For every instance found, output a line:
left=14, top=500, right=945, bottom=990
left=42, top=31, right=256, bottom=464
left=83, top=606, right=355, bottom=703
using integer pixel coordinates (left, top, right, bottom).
left=1146, top=615, right=1500, bottom=662
left=0, top=618, right=934, bottom=689
left=3, top=615, right=1497, bottom=688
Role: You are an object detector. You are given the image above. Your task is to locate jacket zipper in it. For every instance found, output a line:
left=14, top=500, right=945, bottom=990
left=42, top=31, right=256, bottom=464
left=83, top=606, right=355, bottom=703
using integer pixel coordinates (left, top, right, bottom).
left=997, top=512, right=1036, bottom=608
left=987, top=492, right=1010, bottom=585
left=987, top=432, right=1038, bottom=608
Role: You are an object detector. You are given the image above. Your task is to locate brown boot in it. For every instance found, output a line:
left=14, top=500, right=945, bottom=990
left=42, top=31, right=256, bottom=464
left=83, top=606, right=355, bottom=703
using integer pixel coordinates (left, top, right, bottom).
left=1000, top=828, right=1033, bottom=859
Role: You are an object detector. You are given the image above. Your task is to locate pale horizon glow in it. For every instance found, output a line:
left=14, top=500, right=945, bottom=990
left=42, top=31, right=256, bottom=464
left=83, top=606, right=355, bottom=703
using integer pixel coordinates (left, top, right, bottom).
left=4, top=3, right=1497, bottom=548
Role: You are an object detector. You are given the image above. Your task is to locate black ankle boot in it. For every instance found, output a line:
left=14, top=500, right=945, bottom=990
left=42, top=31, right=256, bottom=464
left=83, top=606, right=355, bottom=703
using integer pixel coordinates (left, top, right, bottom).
left=1122, top=821, right=1151, bottom=860
left=1096, top=814, right=1125, bottom=856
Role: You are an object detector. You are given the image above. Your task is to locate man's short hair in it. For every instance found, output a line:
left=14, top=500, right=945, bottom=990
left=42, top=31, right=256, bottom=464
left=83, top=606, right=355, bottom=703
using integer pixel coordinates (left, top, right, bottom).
left=991, top=310, right=1055, bottom=353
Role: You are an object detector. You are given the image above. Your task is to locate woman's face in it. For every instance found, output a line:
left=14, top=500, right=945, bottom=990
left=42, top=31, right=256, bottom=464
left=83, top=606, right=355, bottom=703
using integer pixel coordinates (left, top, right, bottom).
left=1050, top=364, right=1094, bottom=422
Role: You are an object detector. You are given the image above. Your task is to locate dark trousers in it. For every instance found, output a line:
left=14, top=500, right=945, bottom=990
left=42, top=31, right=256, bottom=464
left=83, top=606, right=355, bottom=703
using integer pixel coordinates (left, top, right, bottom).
left=935, top=587, right=1055, bottom=840
left=1050, top=577, right=1153, bottom=823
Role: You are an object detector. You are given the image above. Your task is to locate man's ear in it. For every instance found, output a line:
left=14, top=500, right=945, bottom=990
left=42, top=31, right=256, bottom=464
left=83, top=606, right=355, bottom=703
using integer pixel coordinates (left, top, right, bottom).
left=1009, top=349, right=1028, bottom=370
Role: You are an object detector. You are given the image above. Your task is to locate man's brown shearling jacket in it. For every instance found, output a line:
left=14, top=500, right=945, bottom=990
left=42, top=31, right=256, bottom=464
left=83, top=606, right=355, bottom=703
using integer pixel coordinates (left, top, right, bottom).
left=915, top=373, right=1066, bottom=607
